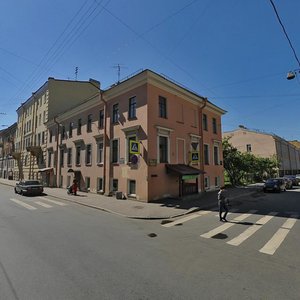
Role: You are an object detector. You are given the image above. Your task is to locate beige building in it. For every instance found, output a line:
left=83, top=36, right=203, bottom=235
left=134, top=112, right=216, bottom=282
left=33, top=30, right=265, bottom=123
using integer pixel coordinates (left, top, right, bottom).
left=223, top=126, right=300, bottom=176
left=0, top=123, right=17, bottom=179
left=13, top=78, right=100, bottom=182
left=46, top=69, right=226, bottom=202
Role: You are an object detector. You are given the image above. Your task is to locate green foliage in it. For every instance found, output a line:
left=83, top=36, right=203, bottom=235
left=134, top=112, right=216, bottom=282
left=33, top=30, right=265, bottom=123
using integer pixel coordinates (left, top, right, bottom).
left=222, top=137, right=279, bottom=186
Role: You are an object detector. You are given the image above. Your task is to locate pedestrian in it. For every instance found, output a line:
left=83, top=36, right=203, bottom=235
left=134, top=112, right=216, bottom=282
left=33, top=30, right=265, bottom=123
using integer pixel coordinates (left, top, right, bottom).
left=72, top=179, right=78, bottom=196
left=218, top=186, right=229, bottom=222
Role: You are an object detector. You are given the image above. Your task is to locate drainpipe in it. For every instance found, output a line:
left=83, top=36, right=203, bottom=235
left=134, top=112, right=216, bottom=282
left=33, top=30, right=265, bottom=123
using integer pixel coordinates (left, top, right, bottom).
left=88, top=80, right=108, bottom=194
left=198, top=98, right=207, bottom=192
left=54, top=116, right=60, bottom=187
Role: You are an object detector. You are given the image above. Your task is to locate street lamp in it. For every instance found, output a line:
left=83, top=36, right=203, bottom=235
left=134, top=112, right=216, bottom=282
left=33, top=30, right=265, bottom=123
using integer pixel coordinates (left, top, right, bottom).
left=287, top=69, right=300, bottom=80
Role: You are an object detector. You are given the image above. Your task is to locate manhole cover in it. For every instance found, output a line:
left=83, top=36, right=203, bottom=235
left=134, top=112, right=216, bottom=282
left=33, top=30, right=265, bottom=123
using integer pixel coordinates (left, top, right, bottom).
left=148, top=233, right=157, bottom=238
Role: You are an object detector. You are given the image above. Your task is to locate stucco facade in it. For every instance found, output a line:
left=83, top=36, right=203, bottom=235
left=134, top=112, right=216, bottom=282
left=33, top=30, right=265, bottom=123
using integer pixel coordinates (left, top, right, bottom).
left=45, top=70, right=226, bottom=202
left=223, top=127, right=300, bottom=176
left=13, top=78, right=100, bottom=181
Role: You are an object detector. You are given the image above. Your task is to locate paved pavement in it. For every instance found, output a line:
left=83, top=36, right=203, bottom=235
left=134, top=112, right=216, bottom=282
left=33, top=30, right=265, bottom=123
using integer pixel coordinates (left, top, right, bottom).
left=0, top=178, right=261, bottom=219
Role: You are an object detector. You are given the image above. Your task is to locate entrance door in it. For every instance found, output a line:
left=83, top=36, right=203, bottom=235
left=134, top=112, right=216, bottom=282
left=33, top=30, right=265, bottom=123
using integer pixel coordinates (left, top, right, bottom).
left=176, top=138, right=185, bottom=164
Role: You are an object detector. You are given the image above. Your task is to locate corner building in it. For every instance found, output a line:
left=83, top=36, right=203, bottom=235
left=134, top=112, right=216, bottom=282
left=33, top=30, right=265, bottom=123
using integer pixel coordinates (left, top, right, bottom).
left=47, top=70, right=226, bottom=202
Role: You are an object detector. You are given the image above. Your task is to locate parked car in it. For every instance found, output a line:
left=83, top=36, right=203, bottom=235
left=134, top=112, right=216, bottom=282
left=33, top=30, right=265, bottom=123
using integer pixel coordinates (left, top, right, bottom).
left=281, top=177, right=293, bottom=189
left=263, top=178, right=286, bottom=193
left=283, top=175, right=299, bottom=186
left=14, top=180, right=44, bottom=196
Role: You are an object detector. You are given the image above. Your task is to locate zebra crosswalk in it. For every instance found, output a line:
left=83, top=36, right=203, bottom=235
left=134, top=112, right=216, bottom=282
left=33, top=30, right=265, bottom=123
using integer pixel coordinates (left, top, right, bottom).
left=10, top=196, right=67, bottom=210
left=162, top=209, right=299, bottom=256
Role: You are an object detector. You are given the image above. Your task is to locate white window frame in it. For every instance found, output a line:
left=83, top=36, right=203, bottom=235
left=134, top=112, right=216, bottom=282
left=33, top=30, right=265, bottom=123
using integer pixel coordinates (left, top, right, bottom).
left=97, top=139, right=104, bottom=164
left=111, top=138, right=120, bottom=163
left=157, top=134, right=170, bottom=163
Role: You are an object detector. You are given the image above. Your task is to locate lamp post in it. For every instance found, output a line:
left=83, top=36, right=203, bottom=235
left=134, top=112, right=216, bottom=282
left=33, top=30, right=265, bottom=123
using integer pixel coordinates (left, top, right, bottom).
left=287, top=69, right=300, bottom=80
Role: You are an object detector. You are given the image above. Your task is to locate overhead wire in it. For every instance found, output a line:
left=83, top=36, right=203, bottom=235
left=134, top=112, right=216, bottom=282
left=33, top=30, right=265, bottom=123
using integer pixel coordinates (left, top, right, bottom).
left=268, top=0, right=300, bottom=68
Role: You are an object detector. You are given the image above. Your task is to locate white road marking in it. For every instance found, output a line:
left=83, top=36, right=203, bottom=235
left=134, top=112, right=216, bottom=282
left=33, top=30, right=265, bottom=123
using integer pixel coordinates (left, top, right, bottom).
left=200, top=210, right=258, bottom=239
left=215, top=208, right=239, bottom=217
left=162, top=210, right=211, bottom=228
left=259, top=215, right=298, bottom=255
left=35, top=201, right=52, bottom=208
left=227, top=212, right=278, bottom=246
left=37, top=197, right=67, bottom=206
left=10, top=198, right=37, bottom=210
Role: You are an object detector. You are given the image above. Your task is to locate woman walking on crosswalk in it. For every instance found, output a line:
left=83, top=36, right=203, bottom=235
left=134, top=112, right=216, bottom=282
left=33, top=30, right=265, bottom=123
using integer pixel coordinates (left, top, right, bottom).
left=218, top=186, right=229, bottom=222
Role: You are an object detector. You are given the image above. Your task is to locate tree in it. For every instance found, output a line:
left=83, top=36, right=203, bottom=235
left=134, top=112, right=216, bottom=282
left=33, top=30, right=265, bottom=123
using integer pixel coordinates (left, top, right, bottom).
left=222, top=137, right=280, bottom=185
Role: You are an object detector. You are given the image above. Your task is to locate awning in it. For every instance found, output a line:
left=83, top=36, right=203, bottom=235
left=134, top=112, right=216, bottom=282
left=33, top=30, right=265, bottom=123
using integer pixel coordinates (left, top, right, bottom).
left=166, top=164, right=205, bottom=177
left=38, top=167, right=53, bottom=173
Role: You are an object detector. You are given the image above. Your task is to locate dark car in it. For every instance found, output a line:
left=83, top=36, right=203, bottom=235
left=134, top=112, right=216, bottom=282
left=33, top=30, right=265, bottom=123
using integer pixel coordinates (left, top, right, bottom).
left=281, top=177, right=293, bottom=189
left=283, top=175, right=299, bottom=186
left=263, top=178, right=286, bottom=193
left=14, top=180, right=44, bottom=196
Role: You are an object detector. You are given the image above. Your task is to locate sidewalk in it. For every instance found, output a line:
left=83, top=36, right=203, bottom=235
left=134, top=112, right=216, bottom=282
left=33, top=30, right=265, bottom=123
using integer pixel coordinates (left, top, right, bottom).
left=0, top=178, right=260, bottom=219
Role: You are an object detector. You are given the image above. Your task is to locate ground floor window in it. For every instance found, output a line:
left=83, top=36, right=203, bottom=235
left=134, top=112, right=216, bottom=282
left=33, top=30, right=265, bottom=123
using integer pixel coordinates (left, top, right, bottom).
left=215, top=176, right=220, bottom=187
left=97, top=177, right=103, bottom=192
left=112, top=179, right=118, bottom=192
left=128, top=180, right=136, bottom=196
left=59, top=175, right=63, bottom=188
left=204, top=176, right=210, bottom=189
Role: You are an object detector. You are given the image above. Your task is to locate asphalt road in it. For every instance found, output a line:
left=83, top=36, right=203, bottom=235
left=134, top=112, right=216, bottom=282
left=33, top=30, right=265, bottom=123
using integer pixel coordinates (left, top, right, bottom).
left=0, top=183, right=299, bottom=299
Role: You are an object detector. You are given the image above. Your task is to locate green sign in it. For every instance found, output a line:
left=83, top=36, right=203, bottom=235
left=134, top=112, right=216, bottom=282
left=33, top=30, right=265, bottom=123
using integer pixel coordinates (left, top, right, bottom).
left=129, top=140, right=140, bottom=154
left=182, top=175, right=198, bottom=180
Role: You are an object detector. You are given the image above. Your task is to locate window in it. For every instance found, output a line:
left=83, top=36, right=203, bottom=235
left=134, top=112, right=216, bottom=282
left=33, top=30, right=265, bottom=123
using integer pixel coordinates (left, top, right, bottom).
left=112, top=104, right=119, bottom=123
left=61, top=126, right=66, bottom=140
left=203, top=114, right=208, bottom=131
left=99, top=110, right=104, bottom=129
left=212, top=118, right=217, bottom=134
left=213, top=146, right=219, bottom=165
left=67, top=148, right=72, bottom=165
left=112, top=139, right=119, bottom=163
left=204, top=176, right=210, bottom=189
left=159, top=96, right=167, bottom=118
left=77, top=119, right=82, bottom=135
left=87, top=114, right=92, bottom=132
left=128, top=180, right=136, bottom=196
left=204, top=144, right=209, bottom=165
left=76, top=146, right=81, bottom=165
left=215, top=176, right=220, bottom=187
left=112, top=179, right=118, bottom=192
left=60, top=148, right=64, bottom=167
left=42, top=131, right=45, bottom=144
left=97, top=140, right=104, bottom=164
left=48, top=151, right=52, bottom=168
left=86, top=144, right=92, bottom=165
left=246, top=144, right=252, bottom=152
left=69, top=122, right=73, bottom=138
left=159, top=135, right=168, bottom=163
left=49, top=130, right=53, bottom=143
left=97, top=177, right=103, bottom=192
left=128, top=96, right=136, bottom=119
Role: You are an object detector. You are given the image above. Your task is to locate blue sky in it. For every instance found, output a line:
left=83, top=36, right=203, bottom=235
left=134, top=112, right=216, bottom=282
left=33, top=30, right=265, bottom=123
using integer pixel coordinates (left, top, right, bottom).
left=1, top=0, right=300, bottom=140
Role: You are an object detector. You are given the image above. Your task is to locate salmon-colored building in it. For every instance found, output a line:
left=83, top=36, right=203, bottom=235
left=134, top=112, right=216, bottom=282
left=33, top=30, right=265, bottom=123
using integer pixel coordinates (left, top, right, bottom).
left=46, top=70, right=226, bottom=202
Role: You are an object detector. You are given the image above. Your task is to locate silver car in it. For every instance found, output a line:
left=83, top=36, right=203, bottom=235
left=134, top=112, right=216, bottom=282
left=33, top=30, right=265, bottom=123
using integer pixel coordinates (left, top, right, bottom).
left=14, top=180, right=44, bottom=196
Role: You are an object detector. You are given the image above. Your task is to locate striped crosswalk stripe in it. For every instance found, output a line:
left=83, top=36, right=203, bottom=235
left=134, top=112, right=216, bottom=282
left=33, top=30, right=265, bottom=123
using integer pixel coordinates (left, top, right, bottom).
left=35, top=201, right=52, bottom=208
left=200, top=210, right=258, bottom=239
left=162, top=210, right=211, bottom=228
left=37, top=196, right=67, bottom=206
left=227, top=212, right=278, bottom=246
left=259, top=215, right=298, bottom=255
left=10, top=198, right=37, bottom=210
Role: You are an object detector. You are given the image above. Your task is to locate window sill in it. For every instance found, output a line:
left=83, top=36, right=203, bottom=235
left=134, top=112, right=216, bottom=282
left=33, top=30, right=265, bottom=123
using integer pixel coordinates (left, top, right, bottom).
left=86, top=163, right=92, bottom=166
left=76, top=164, right=81, bottom=167
left=97, top=163, right=104, bottom=166
left=128, top=117, right=137, bottom=121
